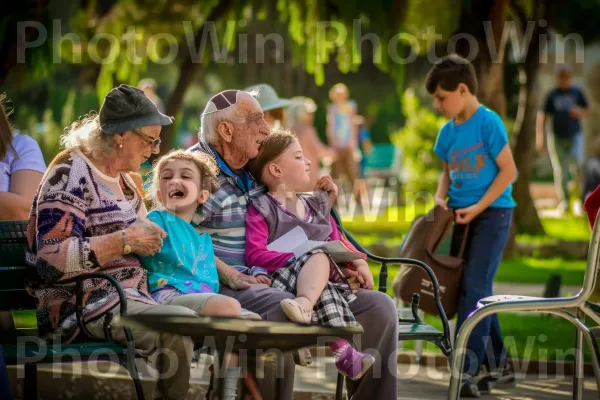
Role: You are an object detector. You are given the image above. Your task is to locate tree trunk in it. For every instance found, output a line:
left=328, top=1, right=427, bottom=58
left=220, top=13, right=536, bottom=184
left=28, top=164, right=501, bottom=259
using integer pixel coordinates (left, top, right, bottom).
left=454, top=0, right=509, bottom=118
left=510, top=0, right=559, bottom=235
left=511, top=56, right=545, bottom=234
left=160, top=0, right=234, bottom=156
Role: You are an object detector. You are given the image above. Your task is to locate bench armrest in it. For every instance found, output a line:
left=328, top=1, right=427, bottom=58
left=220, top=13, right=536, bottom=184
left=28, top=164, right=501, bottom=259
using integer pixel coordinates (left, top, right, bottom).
left=58, top=272, right=128, bottom=339
left=331, top=209, right=453, bottom=355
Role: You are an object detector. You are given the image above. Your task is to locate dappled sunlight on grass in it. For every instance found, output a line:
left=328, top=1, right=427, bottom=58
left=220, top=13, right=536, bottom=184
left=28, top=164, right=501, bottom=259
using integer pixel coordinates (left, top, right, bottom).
left=406, top=313, right=592, bottom=361
left=540, top=217, right=590, bottom=242
left=368, top=256, right=586, bottom=290
left=496, top=257, right=586, bottom=286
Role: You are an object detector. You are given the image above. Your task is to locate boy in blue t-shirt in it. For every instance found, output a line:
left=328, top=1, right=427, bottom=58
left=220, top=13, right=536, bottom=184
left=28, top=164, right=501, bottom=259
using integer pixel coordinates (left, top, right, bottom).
left=427, top=54, right=518, bottom=397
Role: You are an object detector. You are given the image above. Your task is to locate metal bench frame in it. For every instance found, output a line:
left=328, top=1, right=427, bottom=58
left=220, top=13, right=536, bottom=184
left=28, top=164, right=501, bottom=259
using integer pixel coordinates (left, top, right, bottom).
left=448, top=211, right=600, bottom=399
left=0, top=221, right=145, bottom=400
left=332, top=209, right=453, bottom=399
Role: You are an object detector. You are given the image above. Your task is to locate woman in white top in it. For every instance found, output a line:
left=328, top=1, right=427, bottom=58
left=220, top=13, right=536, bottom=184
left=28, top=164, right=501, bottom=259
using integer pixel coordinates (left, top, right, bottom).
left=0, top=97, right=46, bottom=336
left=0, top=97, right=46, bottom=220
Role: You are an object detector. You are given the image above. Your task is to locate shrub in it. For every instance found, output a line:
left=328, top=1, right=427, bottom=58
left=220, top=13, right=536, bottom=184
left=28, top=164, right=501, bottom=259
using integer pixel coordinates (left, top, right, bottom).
left=391, top=89, right=446, bottom=195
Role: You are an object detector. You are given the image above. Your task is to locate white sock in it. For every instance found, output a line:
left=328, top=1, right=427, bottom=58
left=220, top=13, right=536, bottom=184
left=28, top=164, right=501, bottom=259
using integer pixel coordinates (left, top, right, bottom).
left=222, top=366, right=241, bottom=400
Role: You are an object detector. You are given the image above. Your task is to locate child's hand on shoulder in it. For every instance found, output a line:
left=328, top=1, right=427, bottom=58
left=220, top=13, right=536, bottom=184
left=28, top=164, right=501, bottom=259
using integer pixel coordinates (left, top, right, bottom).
left=315, top=175, right=338, bottom=204
left=455, top=203, right=484, bottom=224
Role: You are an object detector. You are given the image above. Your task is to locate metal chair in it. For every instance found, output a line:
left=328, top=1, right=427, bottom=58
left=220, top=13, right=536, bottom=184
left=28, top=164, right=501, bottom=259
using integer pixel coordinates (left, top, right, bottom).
left=448, top=212, right=600, bottom=399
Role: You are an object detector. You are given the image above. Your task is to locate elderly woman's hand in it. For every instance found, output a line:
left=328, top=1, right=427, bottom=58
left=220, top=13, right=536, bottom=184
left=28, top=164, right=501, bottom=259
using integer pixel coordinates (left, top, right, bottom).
left=126, top=219, right=167, bottom=257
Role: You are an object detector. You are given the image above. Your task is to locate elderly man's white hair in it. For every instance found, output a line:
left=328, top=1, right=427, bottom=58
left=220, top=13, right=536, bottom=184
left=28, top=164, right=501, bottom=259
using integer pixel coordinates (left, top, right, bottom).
left=200, top=89, right=259, bottom=145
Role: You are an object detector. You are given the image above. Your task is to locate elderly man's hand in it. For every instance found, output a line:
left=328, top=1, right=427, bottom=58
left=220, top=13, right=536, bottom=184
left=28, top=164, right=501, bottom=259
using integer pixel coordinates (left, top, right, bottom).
left=315, top=175, right=338, bottom=204
left=222, top=271, right=259, bottom=290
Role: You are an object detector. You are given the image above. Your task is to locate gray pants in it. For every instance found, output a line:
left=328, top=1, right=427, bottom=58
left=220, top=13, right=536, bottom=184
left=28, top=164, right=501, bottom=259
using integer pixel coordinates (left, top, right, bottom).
left=86, top=299, right=196, bottom=400
left=547, top=131, right=584, bottom=205
left=220, top=284, right=398, bottom=400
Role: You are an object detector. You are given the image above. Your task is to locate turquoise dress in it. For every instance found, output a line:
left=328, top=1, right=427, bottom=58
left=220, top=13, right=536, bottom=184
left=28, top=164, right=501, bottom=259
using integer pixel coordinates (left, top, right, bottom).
left=140, top=210, right=220, bottom=294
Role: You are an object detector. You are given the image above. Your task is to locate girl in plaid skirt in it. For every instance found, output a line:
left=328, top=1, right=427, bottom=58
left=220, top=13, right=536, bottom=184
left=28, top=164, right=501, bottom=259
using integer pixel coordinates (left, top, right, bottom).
left=245, top=130, right=375, bottom=380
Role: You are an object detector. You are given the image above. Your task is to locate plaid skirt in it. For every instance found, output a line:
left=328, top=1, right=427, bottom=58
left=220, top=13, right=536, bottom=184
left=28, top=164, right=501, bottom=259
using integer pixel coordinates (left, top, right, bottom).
left=270, top=249, right=358, bottom=327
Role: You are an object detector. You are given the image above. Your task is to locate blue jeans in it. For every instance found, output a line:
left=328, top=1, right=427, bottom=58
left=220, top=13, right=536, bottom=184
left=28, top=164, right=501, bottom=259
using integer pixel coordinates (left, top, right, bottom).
left=453, top=208, right=513, bottom=375
left=0, top=345, right=11, bottom=399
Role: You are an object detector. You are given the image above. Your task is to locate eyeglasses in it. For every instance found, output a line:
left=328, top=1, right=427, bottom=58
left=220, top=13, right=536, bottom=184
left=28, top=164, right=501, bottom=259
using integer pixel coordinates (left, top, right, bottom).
left=132, top=129, right=161, bottom=149
left=202, top=90, right=240, bottom=115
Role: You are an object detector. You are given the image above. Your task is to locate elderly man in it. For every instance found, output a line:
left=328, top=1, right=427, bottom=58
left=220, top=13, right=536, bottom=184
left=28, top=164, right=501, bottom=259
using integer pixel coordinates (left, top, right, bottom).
left=189, top=89, right=398, bottom=400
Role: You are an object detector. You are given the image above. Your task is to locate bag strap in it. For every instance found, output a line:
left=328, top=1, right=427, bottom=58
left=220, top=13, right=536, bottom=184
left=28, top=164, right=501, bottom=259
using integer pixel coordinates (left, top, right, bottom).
left=454, top=221, right=470, bottom=259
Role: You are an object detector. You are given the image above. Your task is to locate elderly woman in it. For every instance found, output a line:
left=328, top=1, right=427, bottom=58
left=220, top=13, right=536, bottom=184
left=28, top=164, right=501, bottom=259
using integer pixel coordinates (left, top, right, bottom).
left=26, top=85, right=197, bottom=400
left=189, top=89, right=398, bottom=400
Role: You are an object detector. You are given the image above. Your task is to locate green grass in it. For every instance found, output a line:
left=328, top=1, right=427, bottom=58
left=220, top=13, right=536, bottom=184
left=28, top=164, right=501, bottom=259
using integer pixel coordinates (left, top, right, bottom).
left=344, top=205, right=589, bottom=287
left=342, top=205, right=591, bottom=243
left=369, top=255, right=586, bottom=293
left=400, top=313, right=592, bottom=361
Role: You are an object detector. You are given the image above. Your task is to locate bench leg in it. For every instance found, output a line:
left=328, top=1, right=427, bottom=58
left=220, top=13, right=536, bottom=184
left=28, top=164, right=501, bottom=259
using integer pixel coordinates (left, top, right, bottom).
left=573, top=327, right=584, bottom=400
left=23, top=363, right=37, bottom=400
left=124, top=327, right=146, bottom=400
left=335, top=372, right=344, bottom=400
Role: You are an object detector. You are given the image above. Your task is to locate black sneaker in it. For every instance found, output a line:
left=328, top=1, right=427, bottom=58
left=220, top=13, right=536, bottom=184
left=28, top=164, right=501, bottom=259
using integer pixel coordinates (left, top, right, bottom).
left=460, top=374, right=481, bottom=398
left=477, top=362, right=516, bottom=394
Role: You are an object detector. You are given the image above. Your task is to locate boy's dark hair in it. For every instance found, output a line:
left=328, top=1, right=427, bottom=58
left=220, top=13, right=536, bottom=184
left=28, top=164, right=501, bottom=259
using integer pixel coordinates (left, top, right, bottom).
left=425, top=54, right=478, bottom=96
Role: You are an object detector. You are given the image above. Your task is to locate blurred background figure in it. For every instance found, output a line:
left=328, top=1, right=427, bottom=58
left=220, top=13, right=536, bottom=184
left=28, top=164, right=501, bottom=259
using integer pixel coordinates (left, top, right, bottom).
left=327, top=83, right=361, bottom=203
left=288, top=96, right=332, bottom=191
left=138, top=78, right=165, bottom=113
left=0, top=95, right=46, bottom=333
left=355, top=115, right=374, bottom=180
left=0, top=95, right=46, bottom=221
left=244, top=83, right=294, bottom=128
left=536, top=65, right=589, bottom=215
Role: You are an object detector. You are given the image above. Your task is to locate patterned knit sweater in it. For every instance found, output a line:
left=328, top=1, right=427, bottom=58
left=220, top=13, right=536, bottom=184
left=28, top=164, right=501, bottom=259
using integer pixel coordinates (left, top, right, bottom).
left=26, top=150, right=155, bottom=343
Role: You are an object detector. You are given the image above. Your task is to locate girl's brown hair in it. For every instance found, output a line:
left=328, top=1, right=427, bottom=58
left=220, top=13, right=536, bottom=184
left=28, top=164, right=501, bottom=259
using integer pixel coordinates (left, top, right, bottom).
left=149, top=149, right=219, bottom=207
left=0, top=94, right=16, bottom=161
left=247, top=129, right=297, bottom=183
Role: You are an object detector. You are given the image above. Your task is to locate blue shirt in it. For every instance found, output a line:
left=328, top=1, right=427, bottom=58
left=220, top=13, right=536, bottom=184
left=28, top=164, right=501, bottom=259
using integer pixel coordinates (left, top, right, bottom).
left=433, top=106, right=516, bottom=209
left=140, top=210, right=220, bottom=294
left=543, top=86, right=588, bottom=139
left=328, top=100, right=356, bottom=148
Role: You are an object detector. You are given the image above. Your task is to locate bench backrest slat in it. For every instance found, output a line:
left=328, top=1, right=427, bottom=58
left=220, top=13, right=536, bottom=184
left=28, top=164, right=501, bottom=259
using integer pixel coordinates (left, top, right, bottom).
left=0, top=221, right=34, bottom=314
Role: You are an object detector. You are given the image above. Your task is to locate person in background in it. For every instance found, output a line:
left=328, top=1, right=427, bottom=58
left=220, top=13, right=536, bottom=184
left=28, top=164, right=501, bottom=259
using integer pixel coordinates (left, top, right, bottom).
left=355, top=115, right=374, bottom=180
left=536, top=65, right=589, bottom=214
left=139, top=78, right=165, bottom=113
left=0, top=94, right=47, bottom=342
left=288, top=96, right=332, bottom=191
left=0, top=95, right=46, bottom=220
left=327, top=83, right=361, bottom=203
left=243, top=84, right=294, bottom=128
